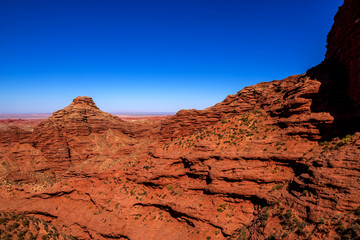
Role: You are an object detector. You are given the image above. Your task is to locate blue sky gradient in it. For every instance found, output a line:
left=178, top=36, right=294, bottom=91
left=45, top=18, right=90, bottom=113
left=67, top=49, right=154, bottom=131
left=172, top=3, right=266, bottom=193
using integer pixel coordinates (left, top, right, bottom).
left=0, top=0, right=343, bottom=113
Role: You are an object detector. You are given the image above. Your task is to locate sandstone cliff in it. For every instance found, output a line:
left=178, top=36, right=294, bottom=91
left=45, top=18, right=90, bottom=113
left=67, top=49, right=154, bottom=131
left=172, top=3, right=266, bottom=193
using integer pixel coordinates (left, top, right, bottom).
left=326, top=0, right=360, bottom=103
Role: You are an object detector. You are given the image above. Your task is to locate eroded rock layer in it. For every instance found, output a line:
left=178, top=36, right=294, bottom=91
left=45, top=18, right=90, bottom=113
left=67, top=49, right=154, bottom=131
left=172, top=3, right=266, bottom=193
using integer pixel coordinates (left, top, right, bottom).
left=159, top=75, right=333, bottom=142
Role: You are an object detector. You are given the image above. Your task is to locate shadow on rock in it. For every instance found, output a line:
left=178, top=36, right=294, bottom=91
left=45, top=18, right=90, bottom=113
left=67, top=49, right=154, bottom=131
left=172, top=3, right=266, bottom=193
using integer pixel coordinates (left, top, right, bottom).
left=308, top=60, right=360, bottom=139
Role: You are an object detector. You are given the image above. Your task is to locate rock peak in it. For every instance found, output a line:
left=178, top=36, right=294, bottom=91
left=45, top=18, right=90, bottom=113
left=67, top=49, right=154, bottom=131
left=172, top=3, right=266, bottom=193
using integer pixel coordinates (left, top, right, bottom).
left=70, top=96, right=99, bottom=109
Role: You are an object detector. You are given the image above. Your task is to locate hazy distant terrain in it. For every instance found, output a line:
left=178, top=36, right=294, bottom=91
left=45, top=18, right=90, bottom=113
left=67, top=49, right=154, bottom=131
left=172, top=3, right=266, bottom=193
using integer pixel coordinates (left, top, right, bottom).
left=0, top=113, right=173, bottom=120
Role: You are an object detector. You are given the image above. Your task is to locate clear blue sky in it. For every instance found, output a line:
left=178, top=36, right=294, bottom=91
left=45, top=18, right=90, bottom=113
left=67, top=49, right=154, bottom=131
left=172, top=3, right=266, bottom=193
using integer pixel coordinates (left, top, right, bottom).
left=0, top=0, right=343, bottom=114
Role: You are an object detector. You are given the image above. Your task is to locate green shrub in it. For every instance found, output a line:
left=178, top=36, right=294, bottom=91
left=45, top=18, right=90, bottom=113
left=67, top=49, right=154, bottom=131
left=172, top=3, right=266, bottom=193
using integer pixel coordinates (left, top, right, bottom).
left=0, top=217, right=7, bottom=224
left=284, top=210, right=292, bottom=219
left=338, top=223, right=346, bottom=232
left=271, top=184, right=284, bottom=192
left=22, top=219, right=29, bottom=227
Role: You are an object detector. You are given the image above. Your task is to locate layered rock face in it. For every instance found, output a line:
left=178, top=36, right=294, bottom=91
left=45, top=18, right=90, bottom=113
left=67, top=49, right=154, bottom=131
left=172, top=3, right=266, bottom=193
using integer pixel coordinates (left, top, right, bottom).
left=34, top=96, right=128, bottom=137
left=160, top=75, right=333, bottom=141
left=1, top=1, right=360, bottom=240
left=31, top=96, right=131, bottom=171
left=0, top=97, right=158, bottom=181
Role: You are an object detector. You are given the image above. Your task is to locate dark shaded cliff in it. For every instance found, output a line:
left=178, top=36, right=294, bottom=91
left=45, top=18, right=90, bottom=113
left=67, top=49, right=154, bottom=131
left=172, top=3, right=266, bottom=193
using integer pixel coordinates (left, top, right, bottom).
left=326, top=0, right=360, bottom=102
left=309, top=0, right=360, bottom=138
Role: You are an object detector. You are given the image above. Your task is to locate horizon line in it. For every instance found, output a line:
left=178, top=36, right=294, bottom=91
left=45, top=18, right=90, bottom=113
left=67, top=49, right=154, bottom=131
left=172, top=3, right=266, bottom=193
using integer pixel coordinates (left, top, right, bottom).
left=0, top=112, right=176, bottom=119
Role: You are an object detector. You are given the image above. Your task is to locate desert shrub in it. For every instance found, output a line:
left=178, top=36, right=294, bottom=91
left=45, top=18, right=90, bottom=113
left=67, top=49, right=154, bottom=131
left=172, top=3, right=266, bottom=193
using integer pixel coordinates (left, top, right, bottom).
left=65, top=235, right=77, bottom=240
left=29, top=232, right=37, bottom=240
left=217, top=203, right=227, bottom=212
left=0, top=217, right=7, bottom=224
left=13, top=222, right=20, bottom=228
left=260, top=211, right=269, bottom=227
left=317, top=217, right=325, bottom=224
left=284, top=210, right=292, bottom=219
left=3, top=233, right=12, bottom=240
left=43, top=222, right=48, bottom=232
left=11, top=213, right=19, bottom=220
left=233, top=227, right=247, bottom=240
left=271, top=184, right=284, bottom=191
left=217, top=207, right=224, bottom=212
left=338, top=223, right=346, bottom=232
left=267, top=234, right=277, bottom=240
left=22, top=219, right=29, bottom=227
left=17, top=230, right=27, bottom=240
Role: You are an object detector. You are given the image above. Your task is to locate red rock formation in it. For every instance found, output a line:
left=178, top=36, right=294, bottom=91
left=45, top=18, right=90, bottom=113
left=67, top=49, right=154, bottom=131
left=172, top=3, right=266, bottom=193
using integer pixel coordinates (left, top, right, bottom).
left=307, top=0, right=360, bottom=138
left=326, top=0, right=360, bottom=103
left=1, top=1, right=360, bottom=240
left=0, top=97, right=162, bottom=181
left=161, top=0, right=360, bottom=141
left=160, top=75, right=334, bottom=141
left=28, top=97, right=127, bottom=173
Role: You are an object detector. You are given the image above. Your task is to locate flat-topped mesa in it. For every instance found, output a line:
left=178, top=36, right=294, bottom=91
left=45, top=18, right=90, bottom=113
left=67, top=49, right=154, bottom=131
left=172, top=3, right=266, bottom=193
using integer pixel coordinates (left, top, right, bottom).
left=69, top=96, right=99, bottom=109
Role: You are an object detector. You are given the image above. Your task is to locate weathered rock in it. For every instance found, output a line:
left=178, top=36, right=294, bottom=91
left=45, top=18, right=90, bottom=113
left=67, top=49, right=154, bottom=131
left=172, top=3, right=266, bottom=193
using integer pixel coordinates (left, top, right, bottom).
left=326, top=0, right=360, bottom=103
left=159, top=75, right=334, bottom=141
left=1, top=1, right=360, bottom=240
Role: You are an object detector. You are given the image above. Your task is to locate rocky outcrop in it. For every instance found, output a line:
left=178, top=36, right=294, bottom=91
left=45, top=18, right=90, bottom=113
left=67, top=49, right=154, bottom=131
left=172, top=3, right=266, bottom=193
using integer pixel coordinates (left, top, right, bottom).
left=1, top=121, right=359, bottom=239
left=306, top=0, right=360, bottom=138
left=34, top=96, right=128, bottom=137
left=160, top=0, right=360, bottom=141
left=28, top=97, right=131, bottom=172
left=0, top=97, right=162, bottom=180
left=160, top=75, right=334, bottom=141
left=326, top=0, right=360, bottom=103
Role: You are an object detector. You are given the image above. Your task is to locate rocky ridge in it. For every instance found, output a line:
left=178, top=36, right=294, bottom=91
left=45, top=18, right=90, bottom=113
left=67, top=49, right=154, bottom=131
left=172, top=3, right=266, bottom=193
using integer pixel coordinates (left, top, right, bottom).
left=159, top=74, right=333, bottom=141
